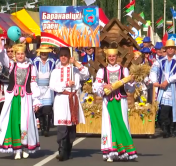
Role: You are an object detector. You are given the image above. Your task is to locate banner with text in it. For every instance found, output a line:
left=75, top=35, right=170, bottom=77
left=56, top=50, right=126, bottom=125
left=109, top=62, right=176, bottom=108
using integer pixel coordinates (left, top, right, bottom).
left=39, top=6, right=100, bottom=47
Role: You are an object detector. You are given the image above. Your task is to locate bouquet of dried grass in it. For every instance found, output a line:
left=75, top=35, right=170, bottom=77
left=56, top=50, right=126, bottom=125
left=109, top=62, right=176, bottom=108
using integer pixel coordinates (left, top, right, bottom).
left=128, top=101, right=158, bottom=118
left=134, top=85, right=142, bottom=99
left=82, top=82, right=92, bottom=94
left=129, top=64, right=151, bottom=82
left=82, top=103, right=102, bottom=118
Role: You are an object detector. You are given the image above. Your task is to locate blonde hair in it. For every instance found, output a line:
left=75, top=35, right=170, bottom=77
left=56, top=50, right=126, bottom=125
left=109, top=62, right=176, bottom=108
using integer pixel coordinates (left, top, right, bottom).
left=12, top=44, right=26, bottom=54
left=134, top=51, right=142, bottom=58
left=12, top=44, right=26, bottom=62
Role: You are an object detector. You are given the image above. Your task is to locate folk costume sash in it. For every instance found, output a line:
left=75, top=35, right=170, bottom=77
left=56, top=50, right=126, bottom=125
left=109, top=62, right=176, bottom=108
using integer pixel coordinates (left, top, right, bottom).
left=62, top=90, right=79, bottom=124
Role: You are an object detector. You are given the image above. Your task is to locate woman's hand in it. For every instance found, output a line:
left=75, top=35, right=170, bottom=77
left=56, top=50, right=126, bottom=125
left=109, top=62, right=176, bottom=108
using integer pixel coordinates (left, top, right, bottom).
left=103, top=84, right=112, bottom=91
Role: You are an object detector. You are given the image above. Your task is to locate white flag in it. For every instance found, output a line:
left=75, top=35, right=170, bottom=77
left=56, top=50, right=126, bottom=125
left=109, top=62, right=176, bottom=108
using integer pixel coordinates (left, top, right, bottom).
left=84, top=0, right=96, bottom=6
left=125, top=10, right=134, bottom=17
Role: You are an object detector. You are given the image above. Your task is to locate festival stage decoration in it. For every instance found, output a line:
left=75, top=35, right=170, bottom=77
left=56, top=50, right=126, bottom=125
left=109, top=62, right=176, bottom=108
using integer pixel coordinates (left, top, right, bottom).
left=127, top=64, right=158, bottom=136
left=39, top=6, right=100, bottom=47
left=76, top=13, right=158, bottom=137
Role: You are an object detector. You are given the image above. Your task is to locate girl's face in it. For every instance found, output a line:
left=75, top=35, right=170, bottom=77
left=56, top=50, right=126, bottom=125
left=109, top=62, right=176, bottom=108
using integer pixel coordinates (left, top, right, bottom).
left=15, top=51, right=25, bottom=63
left=107, top=54, right=117, bottom=65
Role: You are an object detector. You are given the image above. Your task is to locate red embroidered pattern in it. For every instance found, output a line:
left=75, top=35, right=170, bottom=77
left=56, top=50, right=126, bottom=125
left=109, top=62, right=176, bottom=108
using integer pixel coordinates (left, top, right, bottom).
left=31, top=76, right=36, bottom=82
left=58, top=120, right=72, bottom=125
left=96, top=77, right=102, bottom=83
left=66, top=81, right=69, bottom=87
left=78, top=66, right=84, bottom=71
left=60, top=67, right=70, bottom=82
left=67, top=67, right=70, bottom=82
left=60, top=68, right=64, bottom=82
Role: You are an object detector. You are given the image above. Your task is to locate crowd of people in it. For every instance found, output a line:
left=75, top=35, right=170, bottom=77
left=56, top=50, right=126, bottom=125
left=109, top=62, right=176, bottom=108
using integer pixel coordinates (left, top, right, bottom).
left=0, top=36, right=175, bottom=162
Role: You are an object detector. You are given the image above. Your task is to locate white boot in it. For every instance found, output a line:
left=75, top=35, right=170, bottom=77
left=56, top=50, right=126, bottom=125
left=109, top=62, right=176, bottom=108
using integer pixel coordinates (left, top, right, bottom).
left=14, top=152, right=21, bottom=160
left=23, top=151, right=29, bottom=159
left=107, top=157, right=113, bottom=162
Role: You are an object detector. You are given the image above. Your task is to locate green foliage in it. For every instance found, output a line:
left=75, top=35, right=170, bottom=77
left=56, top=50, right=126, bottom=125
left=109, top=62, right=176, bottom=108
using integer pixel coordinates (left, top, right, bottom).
left=3, top=0, right=176, bottom=37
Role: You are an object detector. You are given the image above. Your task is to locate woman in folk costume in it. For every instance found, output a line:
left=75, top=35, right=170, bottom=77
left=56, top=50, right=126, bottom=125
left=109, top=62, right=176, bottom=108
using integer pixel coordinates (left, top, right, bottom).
left=92, top=49, right=138, bottom=162
left=49, top=47, right=89, bottom=161
left=0, top=44, right=41, bottom=159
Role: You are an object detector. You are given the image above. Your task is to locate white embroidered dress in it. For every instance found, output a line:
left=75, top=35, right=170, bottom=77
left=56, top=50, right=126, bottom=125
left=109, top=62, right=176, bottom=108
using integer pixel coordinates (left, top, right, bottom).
left=93, top=64, right=133, bottom=159
left=0, top=62, right=41, bottom=153
left=49, top=64, right=89, bottom=126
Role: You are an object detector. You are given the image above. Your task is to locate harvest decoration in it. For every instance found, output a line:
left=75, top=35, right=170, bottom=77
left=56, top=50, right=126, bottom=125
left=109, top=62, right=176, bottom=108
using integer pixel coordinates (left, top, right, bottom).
left=85, top=96, right=94, bottom=104
left=128, top=101, right=158, bottom=119
left=81, top=102, right=102, bottom=119
left=129, top=64, right=151, bottom=82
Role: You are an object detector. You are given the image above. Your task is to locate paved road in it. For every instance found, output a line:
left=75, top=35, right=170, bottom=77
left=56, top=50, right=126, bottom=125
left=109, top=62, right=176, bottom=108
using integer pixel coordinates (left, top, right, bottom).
left=0, top=128, right=176, bottom=166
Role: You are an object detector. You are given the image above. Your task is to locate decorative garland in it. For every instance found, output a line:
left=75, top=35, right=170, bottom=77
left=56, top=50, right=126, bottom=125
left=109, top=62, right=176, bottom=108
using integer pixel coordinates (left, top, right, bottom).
left=81, top=64, right=158, bottom=123
left=81, top=103, right=102, bottom=119
left=128, top=101, right=158, bottom=124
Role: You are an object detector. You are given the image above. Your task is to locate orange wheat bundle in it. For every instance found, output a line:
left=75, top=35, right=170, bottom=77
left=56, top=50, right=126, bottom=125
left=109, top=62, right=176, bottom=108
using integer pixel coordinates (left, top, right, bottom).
left=44, top=24, right=100, bottom=47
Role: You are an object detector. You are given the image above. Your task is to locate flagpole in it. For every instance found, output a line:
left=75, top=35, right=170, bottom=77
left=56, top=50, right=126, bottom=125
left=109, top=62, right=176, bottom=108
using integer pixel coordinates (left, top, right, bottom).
left=163, top=0, right=166, bottom=35
left=151, top=0, right=154, bottom=31
left=118, top=0, right=121, bottom=21
left=173, top=6, right=175, bottom=34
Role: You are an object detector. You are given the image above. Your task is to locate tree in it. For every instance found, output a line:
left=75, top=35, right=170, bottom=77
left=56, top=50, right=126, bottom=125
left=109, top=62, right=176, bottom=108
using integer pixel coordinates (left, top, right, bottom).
left=4, top=0, right=176, bottom=37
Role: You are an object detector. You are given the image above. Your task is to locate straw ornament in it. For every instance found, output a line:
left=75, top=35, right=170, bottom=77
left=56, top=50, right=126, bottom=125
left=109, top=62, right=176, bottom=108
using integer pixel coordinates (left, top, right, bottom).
left=129, top=64, right=151, bottom=82
left=104, top=75, right=132, bottom=95
left=103, top=48, right=118, bottom=56
left=36, top=47, right=52, bottom=56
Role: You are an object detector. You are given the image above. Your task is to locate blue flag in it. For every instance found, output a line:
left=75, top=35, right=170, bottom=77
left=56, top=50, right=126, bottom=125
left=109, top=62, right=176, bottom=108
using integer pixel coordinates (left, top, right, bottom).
left=170, top=8, right=176, bottom=19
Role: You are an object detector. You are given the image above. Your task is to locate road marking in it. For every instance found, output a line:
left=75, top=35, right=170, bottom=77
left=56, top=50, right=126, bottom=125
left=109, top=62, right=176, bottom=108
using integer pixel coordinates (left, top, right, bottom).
left=33, top=137, right=86, bottom=166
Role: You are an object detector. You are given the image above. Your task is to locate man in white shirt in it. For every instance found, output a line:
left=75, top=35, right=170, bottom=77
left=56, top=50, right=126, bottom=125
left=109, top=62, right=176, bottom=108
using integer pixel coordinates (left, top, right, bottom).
left=50, top=47, right=89, bottom=161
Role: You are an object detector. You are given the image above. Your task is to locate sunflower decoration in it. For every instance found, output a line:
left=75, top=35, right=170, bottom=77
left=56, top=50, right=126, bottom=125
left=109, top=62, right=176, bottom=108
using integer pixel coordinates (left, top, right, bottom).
left=86, top=78, right=92, bottom=83
left=86, top=96, right=94, bottom=104
left=138, top=95, right=147, bottom=106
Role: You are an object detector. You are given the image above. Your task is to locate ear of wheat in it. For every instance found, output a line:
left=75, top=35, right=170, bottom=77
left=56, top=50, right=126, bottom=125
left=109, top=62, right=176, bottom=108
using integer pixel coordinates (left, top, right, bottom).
left=44, top=24, right=100, bottom=47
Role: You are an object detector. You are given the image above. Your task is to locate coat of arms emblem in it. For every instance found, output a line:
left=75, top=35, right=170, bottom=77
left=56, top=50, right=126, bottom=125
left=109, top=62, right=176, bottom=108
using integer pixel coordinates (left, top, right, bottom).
left=83, top=8, right=96, bottom=26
